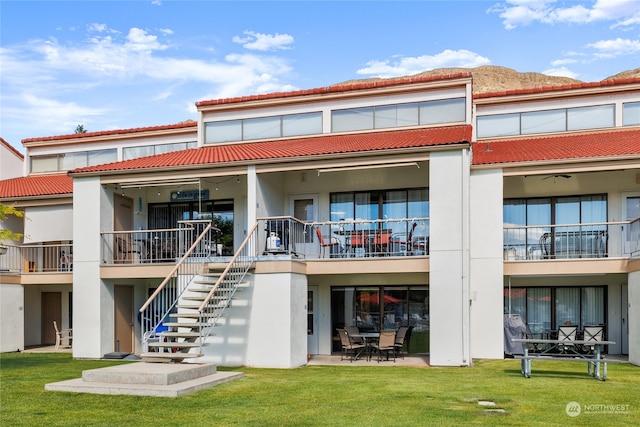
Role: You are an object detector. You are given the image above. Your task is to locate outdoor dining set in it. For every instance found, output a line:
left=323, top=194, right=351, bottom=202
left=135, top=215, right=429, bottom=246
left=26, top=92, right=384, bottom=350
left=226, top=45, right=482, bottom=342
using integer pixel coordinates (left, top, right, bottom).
left=337, top=326, right=413, bottom=363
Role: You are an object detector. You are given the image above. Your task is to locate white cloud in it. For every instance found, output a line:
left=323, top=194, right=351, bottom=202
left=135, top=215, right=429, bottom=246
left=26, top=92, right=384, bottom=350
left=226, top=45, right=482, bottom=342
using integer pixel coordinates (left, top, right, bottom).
left=3, top=93, right=109, bottom=137
left=232, top=31, right=294, bottom=51
left=0, top=26, right=297, bottom=141
left=125, top=28, right=167, bottom=52
left=491, top=0, right=640, bottom=29
left=587, top=37, right=640, bottom=57
left=542, top=65, right=581, bottom=79
left=356, top=50, right=491, bottom=78
left=87, top=23, right=108, bottom=33
left=550, top=58, right=578, bottom=66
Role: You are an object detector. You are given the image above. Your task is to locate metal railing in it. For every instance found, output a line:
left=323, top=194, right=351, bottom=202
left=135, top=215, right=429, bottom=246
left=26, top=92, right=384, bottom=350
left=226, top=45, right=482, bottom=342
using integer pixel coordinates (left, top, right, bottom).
left=302, top=218, right=430, bottom=258
left=138, top=220, right=217, bottom=352
left=0, top=243, right=73, bottom=273
left=196, top=222, right=261, bottom=351
left=503, top=220, right=640, bottom=260
left=101, top=222, right=221, bottom=264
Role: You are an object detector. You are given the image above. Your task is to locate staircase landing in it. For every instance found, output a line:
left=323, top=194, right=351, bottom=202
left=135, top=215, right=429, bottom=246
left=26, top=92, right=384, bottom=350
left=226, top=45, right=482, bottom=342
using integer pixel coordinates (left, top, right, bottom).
left=45, top=362, right=243, bottom=397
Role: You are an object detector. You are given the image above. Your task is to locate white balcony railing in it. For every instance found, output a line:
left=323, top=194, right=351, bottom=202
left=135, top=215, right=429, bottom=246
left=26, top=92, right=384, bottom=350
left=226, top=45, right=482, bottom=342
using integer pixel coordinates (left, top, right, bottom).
left=0, top=243, right=73, bottom=273
left=100, top=220, right=220, bottom=264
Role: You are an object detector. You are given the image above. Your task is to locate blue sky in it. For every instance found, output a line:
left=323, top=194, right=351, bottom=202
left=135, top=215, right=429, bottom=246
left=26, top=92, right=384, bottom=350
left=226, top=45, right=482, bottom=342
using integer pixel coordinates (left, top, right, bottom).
left=1, top=0, right=639, bottom=153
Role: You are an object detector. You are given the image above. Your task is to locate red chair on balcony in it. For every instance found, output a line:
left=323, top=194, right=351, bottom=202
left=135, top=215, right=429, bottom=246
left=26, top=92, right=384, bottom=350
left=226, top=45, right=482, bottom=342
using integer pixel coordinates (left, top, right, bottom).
left=348, top=230, right=369, bottom=257
left=315, top=227, right=340, bottom=258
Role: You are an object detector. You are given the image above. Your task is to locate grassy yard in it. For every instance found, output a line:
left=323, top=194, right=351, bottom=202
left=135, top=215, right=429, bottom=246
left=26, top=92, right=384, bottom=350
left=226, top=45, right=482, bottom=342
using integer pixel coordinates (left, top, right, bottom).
left=0, top=353, right=637, bottom=426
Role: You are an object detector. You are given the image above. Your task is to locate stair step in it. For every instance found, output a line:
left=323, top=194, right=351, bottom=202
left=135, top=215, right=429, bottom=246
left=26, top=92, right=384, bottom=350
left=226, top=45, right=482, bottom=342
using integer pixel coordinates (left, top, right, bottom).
left=139, top=352, right=202, bottom=361
left=158, top=331, right=202, bottom=338
left=162, top=322, right=205, bottom=328
left=169, top=312, right=224, bottom=319
left=178, top=300, right=229, bottom=309
left=149, top=342, right=200, bottom=348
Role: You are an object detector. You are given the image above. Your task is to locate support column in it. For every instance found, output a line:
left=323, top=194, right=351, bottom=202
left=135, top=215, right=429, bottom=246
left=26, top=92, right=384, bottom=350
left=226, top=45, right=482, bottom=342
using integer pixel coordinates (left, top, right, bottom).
left=429, top=149, right=471, bottom=366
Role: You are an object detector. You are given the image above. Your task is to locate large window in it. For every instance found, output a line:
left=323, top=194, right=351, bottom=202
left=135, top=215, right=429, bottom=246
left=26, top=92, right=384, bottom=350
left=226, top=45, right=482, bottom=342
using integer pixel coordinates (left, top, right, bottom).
left=503, top=195, right=607, bottom=259
left=123, top=141, right=197, bottom=160
left=624, top=101, right=640, bottom=126
left=31, top=148, right=117, bottom=173
left=331, top=286, right=429, bottom=354
left=332, top=98, right=465, bottom=132
left=149, top=199, right=234, bottom=255
left=330, top=188, right=429, bottom=236
left=477, top=104, right=615, bottom=138
left=505, top=286, right=606, bottom=336
left=205, top=112, right=322, bottom=143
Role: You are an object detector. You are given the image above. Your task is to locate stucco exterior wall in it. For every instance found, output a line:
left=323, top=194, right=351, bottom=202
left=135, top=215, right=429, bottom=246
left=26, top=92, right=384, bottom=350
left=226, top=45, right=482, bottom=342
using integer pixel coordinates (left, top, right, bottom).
left=200, top=271, right=308, bottom=368
left=629, top=271, right=639, bottom=366
left=429, top=148, right=471, bottom=366
left=72, top=177, right=111, bottom=358
left=0, top=284, right=24, bottom=352
left=469, top=168, right=504, bottom=359
left=0, top=141, right=23, bottom=180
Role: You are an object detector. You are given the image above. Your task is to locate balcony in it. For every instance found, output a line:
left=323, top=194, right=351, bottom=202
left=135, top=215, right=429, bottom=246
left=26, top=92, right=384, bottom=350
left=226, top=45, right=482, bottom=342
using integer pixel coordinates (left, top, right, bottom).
left=97, top=217, right=430, bottom=265
left=0, top=243, right=73, bottom=274
left=503, top=218, right=640, bottom=261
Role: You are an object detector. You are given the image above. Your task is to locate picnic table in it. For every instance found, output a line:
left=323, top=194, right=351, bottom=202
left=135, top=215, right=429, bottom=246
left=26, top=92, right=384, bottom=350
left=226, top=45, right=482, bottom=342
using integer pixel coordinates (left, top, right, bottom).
left=511, top=338, right=616, bottom=381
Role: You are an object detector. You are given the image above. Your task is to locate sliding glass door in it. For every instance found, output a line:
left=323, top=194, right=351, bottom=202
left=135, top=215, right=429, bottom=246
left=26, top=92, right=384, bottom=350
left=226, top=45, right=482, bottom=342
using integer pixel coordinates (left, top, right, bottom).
left=331, top=286, right=429, bottom=354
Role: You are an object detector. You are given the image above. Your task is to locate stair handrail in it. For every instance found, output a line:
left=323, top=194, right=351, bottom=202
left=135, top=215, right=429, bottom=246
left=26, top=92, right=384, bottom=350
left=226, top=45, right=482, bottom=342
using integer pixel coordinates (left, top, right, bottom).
left=197, top=221, right=260, bottom=312
left=139, top=221, right=214, bottom=312
left=195, top=222, right=260, bottom=348
left=139, top=221, right=217, bottom=350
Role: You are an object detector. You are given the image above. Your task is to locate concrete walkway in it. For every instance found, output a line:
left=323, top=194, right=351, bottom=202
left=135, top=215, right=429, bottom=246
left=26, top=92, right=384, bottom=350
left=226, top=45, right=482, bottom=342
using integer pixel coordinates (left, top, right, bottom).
left=307, top=353, right=430, bottom=367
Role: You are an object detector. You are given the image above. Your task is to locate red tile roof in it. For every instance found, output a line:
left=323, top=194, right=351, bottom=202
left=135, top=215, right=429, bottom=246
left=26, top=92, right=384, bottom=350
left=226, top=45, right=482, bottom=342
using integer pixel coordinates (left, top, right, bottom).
left=472, top=127, right=640, bottom=166
left=474, top=77, right=640, bottom=100
left=71, top=125, right=472, bottom=174
left=0, top=174, right=72, bottom=199
left=21, top=121, right=197, bottom=144
left=196, top=73, right=472, bottom=107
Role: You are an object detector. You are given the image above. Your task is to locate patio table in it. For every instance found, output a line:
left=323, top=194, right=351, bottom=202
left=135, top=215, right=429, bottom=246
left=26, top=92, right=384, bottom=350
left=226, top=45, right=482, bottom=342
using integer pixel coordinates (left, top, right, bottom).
left=512, top=338, right=616, bottom=381
left=350, top=332, right=380, bottom=361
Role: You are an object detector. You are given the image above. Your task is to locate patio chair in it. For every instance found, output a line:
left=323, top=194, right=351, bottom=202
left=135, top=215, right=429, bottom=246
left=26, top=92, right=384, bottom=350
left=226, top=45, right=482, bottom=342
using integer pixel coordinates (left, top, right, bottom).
left=539, top=232, right=552, bottom=259
left=523, top=323, right=543, bottom=353
left=315, top=226, right=340, bottom=258
left=582, top=325, right=604, bottom=354
left=348, top=230, right=369, bottom=257
left=557, top=324, right=577, bottom=354
left=53, top=320, right=72, bottom=350
left=394, top=326, right=410, bottom=359
left=390, top=222, right=417, bottom=255
left=116, top=237, right=140, bottom=263
left=337, top=328, right=365, bottom=362
left=345, top=326, right=364, bottom=345
left=371, top=330, right=396, bottom=363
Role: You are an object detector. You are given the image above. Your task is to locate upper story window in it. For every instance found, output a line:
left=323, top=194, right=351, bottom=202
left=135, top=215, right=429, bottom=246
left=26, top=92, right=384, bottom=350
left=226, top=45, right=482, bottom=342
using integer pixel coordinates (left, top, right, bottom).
left=123, top=141, right=197, bottom=160
left=205, top=112, right=322, bottom=144
left=30, top=148, right=117, bottom=173
left=477, top=104, right=615, bottom=138
left=331, top=98, right=465, bottom=133
left=623, top=101, right=640, bottom=126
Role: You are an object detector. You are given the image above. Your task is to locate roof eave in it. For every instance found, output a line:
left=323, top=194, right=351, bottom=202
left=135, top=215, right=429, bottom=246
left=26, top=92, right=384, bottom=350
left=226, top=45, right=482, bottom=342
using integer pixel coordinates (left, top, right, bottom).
left=472, top=154, right=640, bottom=175
left=71, top=141, right=470, bottom=180
left=197, top=77, right=473, bottom=113
left=474, top=81, right=640, bottom=105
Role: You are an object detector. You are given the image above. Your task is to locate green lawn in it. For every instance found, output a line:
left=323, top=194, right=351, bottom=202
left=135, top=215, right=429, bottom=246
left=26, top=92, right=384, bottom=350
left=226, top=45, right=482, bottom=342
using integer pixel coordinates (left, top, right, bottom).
left=1, top=353, right=638, bottom=426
